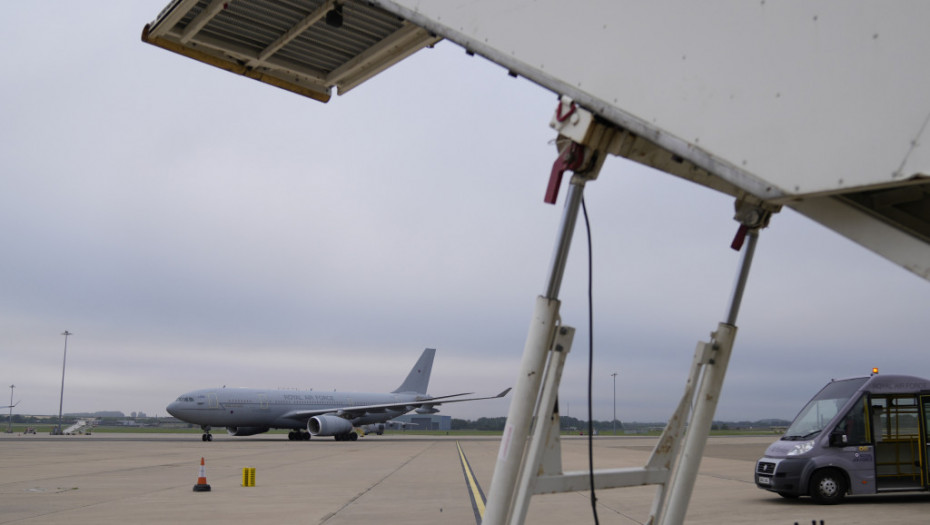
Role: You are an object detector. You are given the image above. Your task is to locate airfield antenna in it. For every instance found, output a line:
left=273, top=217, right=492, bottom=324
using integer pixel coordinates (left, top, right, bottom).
left=55, top=331, right=72, bottom=435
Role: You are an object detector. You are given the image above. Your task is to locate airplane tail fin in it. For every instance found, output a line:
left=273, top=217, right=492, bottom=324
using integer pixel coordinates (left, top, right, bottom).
left=391, top=348, right=435, bottom=394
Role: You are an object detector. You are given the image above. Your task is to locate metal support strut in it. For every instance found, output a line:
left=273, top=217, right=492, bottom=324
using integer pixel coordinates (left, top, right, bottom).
left=483, top=96, right=778, bottom=524
left=482, top=170, right=595, bottom=525
left=483, top=97, right=607, bottom=525
left=652, top=198, right=775, bottom=524
left=655, top=230, right=759, bottom=525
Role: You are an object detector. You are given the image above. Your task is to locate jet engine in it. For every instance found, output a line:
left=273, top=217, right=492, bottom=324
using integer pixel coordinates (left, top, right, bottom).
left=308, top=415, right=353, bottom=436
left=226, top=426, right=269, bottom=436
left=415, top=404, right=439, bottom=414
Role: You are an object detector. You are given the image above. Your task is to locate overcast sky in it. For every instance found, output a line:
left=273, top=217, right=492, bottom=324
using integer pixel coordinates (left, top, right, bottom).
left=1, top=2, right=927, bottom=424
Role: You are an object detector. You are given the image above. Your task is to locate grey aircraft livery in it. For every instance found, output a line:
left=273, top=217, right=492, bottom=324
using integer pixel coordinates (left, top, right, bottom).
left=166, top=348, right=509, bottom=441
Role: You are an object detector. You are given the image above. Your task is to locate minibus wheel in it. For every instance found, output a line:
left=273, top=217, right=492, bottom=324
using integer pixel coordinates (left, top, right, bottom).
left=809, top=469, right=846, bottom=504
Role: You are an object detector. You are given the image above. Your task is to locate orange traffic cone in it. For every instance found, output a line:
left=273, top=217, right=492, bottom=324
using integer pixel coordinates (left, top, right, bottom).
left=193, top=457, right=211, bottom=492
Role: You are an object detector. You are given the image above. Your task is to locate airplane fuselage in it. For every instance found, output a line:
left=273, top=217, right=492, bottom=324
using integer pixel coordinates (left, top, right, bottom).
left=168, top=387, right=423, bottom=429
left=165, top=348, right=507, bottom=441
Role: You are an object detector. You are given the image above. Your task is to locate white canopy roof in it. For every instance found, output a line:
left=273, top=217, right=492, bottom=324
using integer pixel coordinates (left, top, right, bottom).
left=144, top=0, right=930, bottom=280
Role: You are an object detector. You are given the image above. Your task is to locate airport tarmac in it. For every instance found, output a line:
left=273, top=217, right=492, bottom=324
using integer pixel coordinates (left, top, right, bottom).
left=1, top=433, right=927, bottom=524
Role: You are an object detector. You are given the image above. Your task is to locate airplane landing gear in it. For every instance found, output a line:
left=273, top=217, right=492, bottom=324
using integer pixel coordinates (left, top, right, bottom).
left=288, top=430, right=310, bottom=441
left=201, top=426, right=213, bottom=441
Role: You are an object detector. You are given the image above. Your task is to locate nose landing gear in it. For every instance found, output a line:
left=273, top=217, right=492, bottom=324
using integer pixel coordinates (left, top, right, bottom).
left=201, top=426, right=213, bottom=441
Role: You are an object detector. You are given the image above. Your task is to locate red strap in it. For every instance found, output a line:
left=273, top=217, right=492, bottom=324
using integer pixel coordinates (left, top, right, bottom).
left=545, top=142, right=584, bottom=204
left=730, top=224, right=749, bottom=251
left=555, top=101, right=576, bottom=122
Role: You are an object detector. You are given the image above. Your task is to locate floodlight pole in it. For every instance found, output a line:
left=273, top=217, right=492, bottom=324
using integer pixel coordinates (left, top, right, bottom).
left=7, top=385, right=13, bottom=433
left=611, top=372, right=617, bottom=435
left=56, top=331, right=72, bottom=435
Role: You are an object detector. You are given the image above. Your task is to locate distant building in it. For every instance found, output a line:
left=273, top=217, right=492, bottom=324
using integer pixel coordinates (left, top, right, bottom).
left=393, top=414, right=451, bottom=431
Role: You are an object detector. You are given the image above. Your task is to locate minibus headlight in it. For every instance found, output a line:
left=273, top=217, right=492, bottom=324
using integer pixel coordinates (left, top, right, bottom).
left=787, top=440, right=815, bottom=456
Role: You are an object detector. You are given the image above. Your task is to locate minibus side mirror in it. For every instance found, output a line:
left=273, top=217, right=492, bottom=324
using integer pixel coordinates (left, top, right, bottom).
left=829, top=429, right=848, bottom=447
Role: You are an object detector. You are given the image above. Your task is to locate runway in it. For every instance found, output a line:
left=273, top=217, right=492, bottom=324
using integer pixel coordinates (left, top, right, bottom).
left=1, top=433, right=927, bottom=524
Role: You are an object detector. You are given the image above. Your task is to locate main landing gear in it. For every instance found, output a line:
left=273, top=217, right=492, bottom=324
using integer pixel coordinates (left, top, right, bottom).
left=201, top=426, right=213, bottom=441
left=285, top=430, right=358, bottom=441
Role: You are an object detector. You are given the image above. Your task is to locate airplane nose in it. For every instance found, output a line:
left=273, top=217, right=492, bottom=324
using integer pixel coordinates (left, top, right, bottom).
left=166, top=401, right=180, bottom=417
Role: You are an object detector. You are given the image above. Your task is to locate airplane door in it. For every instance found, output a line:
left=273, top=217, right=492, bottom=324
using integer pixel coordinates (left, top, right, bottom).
left=207, top=393, right=219, bottom=409
left=258, top=394, right=269, bottom=410
left=922, top=395, right=930, bottom=487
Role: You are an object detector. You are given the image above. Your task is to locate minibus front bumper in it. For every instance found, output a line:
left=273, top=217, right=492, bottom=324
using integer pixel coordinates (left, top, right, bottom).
left=755, top=457, right=809, bottom=496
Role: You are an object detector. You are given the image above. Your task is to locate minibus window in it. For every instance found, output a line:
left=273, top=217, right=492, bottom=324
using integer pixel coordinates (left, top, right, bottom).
left=784, top=377, right=868, bottom=440
left=833, top=395, right=868, bottom=445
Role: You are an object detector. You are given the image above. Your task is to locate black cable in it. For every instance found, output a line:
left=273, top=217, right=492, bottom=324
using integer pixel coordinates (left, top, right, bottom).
left=582, top=196, right=599, bottom=524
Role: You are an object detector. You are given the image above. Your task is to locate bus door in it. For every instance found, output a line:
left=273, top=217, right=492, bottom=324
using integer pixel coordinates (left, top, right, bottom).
left=922, top=395, right=930, bottom=488
left=873, top=395, right=922, bottom=491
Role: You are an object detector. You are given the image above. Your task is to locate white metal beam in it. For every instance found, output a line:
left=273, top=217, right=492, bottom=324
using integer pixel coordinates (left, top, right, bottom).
left=247, top=0, right=336, bottom=68
left=179, top=0, right=227, bottom=44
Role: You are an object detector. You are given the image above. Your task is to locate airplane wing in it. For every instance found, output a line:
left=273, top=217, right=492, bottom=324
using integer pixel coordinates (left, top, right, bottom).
left=280, top=388, right=511, bottom=423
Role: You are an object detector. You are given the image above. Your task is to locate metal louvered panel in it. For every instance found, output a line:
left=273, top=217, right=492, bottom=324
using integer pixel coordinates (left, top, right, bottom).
left=143, top=0, right=439, bottom=102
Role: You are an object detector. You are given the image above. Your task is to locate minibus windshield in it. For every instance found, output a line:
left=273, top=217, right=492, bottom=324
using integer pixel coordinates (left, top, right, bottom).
left=783, top=377, right=869, bottom=440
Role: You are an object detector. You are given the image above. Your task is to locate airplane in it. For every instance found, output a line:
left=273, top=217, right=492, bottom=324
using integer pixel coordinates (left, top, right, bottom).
left=166, top=348, right=509, bottom=441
